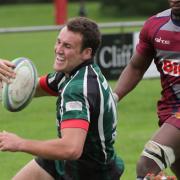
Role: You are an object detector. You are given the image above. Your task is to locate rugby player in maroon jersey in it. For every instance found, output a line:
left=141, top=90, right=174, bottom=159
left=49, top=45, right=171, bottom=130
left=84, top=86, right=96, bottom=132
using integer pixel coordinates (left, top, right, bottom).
left=113, top=0, right=180, bottom=179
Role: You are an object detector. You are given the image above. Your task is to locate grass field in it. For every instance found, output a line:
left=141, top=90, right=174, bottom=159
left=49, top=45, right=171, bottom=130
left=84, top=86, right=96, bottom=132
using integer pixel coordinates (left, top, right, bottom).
left=0, top=78, right=163, bottom=179
left=0, top=2, right=146, bottom=28
left=0, top=2, right=174, bottom=180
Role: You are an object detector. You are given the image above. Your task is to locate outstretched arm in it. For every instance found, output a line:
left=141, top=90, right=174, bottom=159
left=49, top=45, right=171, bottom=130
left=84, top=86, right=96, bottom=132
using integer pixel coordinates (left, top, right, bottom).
left=0, top=59, right=52, bottom=98
left=34, top=78, right=52, bottom=97
left=114, top=52, right=153, bottom=102
left=0, top=127, right=87, bottom=160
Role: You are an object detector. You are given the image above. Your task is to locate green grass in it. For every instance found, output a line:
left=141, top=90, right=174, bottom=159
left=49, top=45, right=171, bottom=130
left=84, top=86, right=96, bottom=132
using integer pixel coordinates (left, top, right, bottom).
left=0, top=78, right=173, bottom=179
left=0, top=2, right=145, bottom=34
left=113, top=79, right=161, bottom=179
left=0, top=97, right=57, bottom=179
left=0, top=2, right=116, bottom=27
left=0, top=3, right=174, bottom=180
left=0, top=31, right=57, bottom=74
left=0, top=3, right=54, bottom=27
left=0, top=2, right=146, bottom=28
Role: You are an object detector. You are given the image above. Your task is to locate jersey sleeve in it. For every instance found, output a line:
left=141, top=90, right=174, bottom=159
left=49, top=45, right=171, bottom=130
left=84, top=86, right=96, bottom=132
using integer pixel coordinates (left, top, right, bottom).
left=136, top=16, right=156, bottom=58
left=39, top=72, right=64, bottom=96
left=58, top=83, right=90, bottom=130
left=61, top=119, right=89, bottom=131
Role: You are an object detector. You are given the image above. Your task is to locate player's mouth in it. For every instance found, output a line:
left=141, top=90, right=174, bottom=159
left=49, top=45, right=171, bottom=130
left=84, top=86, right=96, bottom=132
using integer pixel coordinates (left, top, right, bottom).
left=171, top=1, right=180, bottom=10
left=56, top=55, right=65, bottom=64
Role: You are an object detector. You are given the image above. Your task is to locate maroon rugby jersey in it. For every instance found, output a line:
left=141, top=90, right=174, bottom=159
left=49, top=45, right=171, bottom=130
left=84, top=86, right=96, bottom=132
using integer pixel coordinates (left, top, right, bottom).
left=136, top=9, right=180, bottom=124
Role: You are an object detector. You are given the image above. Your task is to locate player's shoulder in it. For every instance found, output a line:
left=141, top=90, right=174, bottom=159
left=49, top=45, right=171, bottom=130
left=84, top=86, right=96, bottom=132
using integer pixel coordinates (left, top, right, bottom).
left=66, top=73, right=84, bottom=93
left=67, top=63, right=102, bottom=89
left=140, top=9, right=171, bottom=36
left=145, top=9, right=171, bottom=26
left=47, top=72, right=64, bottom=81
left=156, top=8, right=171, bottom=18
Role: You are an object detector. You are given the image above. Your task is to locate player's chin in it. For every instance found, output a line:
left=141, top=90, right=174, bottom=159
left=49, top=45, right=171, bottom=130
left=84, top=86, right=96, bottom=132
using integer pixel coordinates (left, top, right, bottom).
left=53, top=63, right=64, bottom=72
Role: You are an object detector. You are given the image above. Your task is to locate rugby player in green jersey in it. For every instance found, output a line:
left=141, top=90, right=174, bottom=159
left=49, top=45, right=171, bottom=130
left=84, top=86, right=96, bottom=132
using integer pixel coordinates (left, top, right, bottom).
left=0, top=17, right=124, bottom=180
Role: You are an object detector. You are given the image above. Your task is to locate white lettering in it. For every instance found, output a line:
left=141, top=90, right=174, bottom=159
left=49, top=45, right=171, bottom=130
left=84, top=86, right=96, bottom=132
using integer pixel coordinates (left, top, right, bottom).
left=155, top=37, right=170, bottom=45
left=99, top=45, right=133, bottom=68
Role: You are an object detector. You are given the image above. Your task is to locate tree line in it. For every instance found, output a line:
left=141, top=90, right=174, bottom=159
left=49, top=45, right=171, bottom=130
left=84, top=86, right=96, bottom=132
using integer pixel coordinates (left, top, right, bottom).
left=100, top=0, right=169, bottom=16
left=0, top=0, right=169, bottom=16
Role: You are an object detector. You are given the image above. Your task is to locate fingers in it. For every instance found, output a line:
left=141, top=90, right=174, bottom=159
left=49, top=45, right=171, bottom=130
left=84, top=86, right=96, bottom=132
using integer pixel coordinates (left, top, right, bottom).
left=144, top=172, right=177, bottom=180
left=0, top=81, right=2, bottom=101
left=0, top=60, right=16, bottom=83
left=0, top=142, right=7, bottom=151
left=0, top=131, right=13, bottom=151
left=0, top=131, right=22, bottom=152
left=0, top=130, right=7, bottom=138
left=0, top=130, right=7, bottom=151
left=2, top=60, right=15, bottom=68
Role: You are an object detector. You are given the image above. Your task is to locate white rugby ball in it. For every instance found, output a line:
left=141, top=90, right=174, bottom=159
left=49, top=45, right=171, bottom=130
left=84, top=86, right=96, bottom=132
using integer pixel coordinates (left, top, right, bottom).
left=2, top=57, right=38, bottom=112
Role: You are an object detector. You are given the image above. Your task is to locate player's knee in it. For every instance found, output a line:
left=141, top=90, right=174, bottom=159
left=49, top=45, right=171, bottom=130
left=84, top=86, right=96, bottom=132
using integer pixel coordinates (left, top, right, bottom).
left=141, top=140, right=175, bottom=170
left=136, top=155, right=158, bottom=176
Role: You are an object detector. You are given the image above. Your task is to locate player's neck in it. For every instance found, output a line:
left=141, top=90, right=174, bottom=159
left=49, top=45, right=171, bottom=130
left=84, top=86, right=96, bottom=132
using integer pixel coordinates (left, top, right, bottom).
left=171, top=13, right=180, bottom=21
left=171, top=13, right=180, bottom=26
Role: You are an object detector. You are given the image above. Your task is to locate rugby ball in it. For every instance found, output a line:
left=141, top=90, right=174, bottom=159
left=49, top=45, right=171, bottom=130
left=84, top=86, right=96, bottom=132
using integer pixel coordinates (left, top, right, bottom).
left=2, top=57, right=38, bottom=112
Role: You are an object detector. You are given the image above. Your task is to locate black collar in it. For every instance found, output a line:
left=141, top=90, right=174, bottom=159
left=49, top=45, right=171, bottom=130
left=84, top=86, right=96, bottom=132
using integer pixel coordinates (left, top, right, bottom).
left=69, top=59, right=94, bottom=77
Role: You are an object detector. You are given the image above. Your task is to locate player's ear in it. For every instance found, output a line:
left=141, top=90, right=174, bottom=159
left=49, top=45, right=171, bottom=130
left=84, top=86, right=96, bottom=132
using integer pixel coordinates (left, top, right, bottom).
left=82, top=48, right=92, bottom=60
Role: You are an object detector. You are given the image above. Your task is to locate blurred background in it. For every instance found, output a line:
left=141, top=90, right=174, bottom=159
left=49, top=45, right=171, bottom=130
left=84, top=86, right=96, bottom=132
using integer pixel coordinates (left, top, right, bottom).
left=0, top=0, right=169, bottom=17
left=0, top=0, right=169, bottom=26
left=0, top=1, right=171, bottom=180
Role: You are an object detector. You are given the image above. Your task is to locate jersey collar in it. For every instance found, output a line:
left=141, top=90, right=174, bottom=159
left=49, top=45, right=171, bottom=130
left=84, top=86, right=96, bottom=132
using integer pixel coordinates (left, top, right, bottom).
left=69, top=59, right=94, bottom=77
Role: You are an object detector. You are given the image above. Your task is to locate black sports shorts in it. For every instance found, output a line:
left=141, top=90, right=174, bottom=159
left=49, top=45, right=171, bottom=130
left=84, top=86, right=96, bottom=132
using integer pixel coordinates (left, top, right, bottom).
left=35, top=157, right=63, bottom=180
left=35, top=156, right=123, bottom=180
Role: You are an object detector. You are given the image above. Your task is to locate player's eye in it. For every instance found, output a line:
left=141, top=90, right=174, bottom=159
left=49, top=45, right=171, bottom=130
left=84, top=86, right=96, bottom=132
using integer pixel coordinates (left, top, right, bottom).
left=64, top=43, right=71, bottom=49
left=57, top=39, right=61, bottom=45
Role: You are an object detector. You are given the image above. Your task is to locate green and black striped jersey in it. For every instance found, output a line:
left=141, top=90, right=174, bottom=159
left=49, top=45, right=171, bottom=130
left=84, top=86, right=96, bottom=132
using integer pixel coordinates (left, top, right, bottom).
left=40, top=59, right=124, bottom=179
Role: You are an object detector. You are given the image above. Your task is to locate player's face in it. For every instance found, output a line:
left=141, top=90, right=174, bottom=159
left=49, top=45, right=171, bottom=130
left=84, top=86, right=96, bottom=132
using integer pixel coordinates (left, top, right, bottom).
left=54, top=26, right=90, bottom=75
left=169, top=0, right=180, bottom=16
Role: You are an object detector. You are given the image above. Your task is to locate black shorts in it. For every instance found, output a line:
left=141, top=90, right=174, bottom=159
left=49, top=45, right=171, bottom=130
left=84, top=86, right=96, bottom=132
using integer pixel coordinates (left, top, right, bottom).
left=35, top=157, right=124, bottom=180
left=35, top=157, right=63, bottom=180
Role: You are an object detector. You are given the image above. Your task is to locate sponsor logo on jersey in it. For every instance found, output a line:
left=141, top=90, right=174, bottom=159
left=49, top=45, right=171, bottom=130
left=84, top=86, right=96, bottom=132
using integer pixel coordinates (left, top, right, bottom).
left=65, top=101, right=82, bottom=111
left=162, top=59, right=180, bottom=76
left=155, top=37, right=170, bottom=45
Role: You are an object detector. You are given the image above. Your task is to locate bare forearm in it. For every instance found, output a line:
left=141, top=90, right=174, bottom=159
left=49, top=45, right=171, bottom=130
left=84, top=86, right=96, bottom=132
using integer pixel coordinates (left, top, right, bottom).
left=114, top=63, right=144, bottom=101
left=114, top=52, right=153, bottom=101
left=20, top=138, right=77, bottom=160
left=0, top=124, right=86, bottom=161
left=34, top=78, right=51, bottom=97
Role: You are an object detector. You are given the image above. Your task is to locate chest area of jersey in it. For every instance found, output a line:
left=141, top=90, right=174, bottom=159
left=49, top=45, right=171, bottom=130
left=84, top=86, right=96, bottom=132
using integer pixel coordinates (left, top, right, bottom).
left=153, top=28, right=180, bottom=76
left=154, top=29, right=180, bottom=52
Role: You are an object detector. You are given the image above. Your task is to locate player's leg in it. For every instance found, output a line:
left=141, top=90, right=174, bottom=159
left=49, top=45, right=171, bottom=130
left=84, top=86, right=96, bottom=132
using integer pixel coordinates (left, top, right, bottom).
left=136, top=122, right=180, bottom=179
left=12, top=159, right=54, bottom=180
left=171, top=158, right=180, bottom=179
left=136, top=156, right=161, bottom=179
